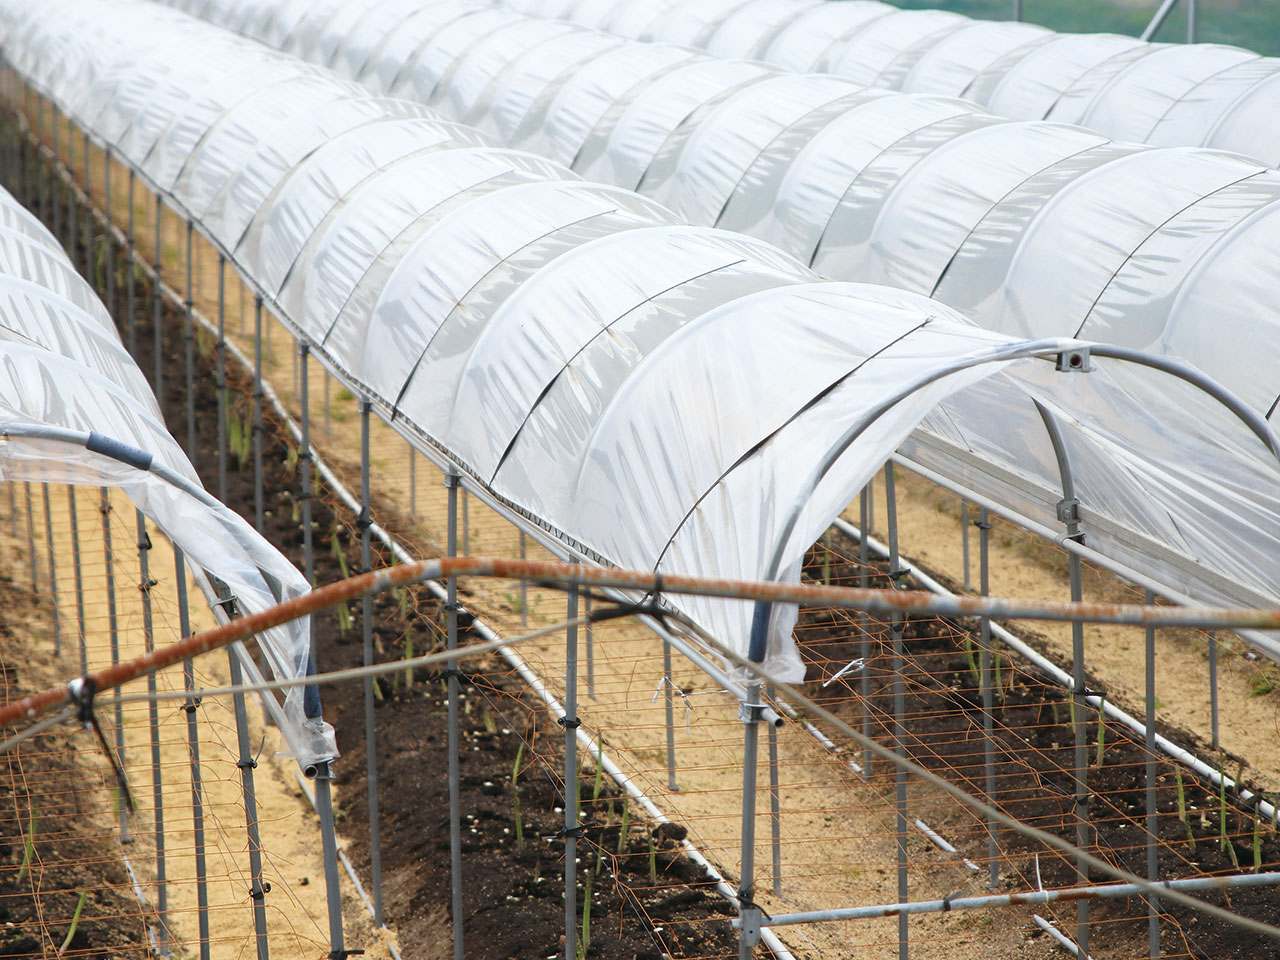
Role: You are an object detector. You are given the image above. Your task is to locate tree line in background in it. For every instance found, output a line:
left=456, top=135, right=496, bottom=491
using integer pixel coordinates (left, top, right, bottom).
left=888, top=0, right=1277, bottom=56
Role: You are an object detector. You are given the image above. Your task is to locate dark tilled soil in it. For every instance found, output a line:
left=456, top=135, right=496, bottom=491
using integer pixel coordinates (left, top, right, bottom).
left=0, top=580, right=151, bottom=958
left=113, top=236, right=739, bottom=960
left=799, top=535, right=1280, bottom=960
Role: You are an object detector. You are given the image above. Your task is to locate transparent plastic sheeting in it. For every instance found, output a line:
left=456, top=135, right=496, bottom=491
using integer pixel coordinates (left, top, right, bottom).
left=10, top=2, right=1280, bottom=681
left=163, top=0, right=1280, bottom=622
left=0, top=182, right=335, bottom=764
left=176, top=2, right=1280, bottom=432
left=484, top=0, right=1280, bottom=171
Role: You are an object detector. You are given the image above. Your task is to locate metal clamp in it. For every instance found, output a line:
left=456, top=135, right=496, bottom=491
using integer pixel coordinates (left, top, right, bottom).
left=1055, top=348, right=1093, bottom=373
left=557, top=715, right=582, bottom=730
left=1055, top=497, right=1080, bottom=526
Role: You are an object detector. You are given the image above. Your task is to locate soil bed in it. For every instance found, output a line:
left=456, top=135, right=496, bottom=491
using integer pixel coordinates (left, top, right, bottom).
left=0, top=579, right=150, bottom=958
left=799, top=531, right=1280, bottom=960
left=118, top=263, right=740, bottom=960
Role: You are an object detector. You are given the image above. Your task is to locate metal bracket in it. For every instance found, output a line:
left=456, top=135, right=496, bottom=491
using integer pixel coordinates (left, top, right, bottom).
left=1055, top=348, right=1093, bottom=373
left=1055, top=498, right=1080, bottom=526
left=738, top=700, right=765, bottom=725
left=738, top=905, right=763, bottom=948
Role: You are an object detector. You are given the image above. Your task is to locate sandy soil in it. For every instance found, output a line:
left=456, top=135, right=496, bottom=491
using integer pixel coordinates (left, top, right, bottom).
left=0, top=478, right=393, bottom=958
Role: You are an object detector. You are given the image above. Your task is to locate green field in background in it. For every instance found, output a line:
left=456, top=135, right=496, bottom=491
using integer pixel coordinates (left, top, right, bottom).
left=885, top=1, right=1279, bottom=56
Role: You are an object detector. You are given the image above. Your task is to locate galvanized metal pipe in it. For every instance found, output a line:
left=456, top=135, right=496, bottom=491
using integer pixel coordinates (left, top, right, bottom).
left=252, top=295, right=264, bottom=532
left=299, top=344, right=313, bottom=589
left=768, top=682, right=782, bottom=896
left=663, top=637, right=678, bottom=791
left=747, top=871, right=1280, bottom=927
left=126, top=170, right=135, bottom=356
left=68, top=486, right=86, bottom=673
left=312, top=762, right=347, bottom=959
left=737, top=676, right=763, bottom=960
left=136, top=510, right=169, bottom=954
left=41, top=484, right=59, bottom=655
left=859, top=487, right=872, bottom=775
left=564, top=581, right=581, bottom=960
left=1144, top=589, right=1161, bottom=959
left=226, top=642, right=270, bottom=960
left=445, top=468, right=463, bottom=958
left=100, top=489, right=126, bottom=839
left=174, top=547, right=211, bottom=960
left=1142, top=0, right=1182, bottom=41
left=216, top=256, right=227, bottom=504
left=22, top=482, right=36, bottom=591
left=184, top=220, right=195, bottom=457
left=359, top=399, right=383, bottom=926
left=152, top=194, right=162, bottom=409
left=103, top=149, right=114, bottom=315
left=885, top=465, right=909, bottom=960
left=81, top=131, right=89, bottom=278
left=979, top=508, right=998, bottom=888
left=1209, top=633, right=1220, bottom=752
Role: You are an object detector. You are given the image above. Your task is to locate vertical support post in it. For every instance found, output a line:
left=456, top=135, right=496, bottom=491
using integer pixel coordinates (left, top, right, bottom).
left=462, top=486, right=470, bottom=556
left=41, top=484, right=59, bottom=656
left=1069, top=547, right=1090, bottom=955
left=767, top=682, right=782, bottom=896
left=6, top=480, right=14, bottom=540
left=564, top=581, right=580, bottom=960
left=585, top=582, right=594, bottom=700
left=1187, top=0, right=1197, bottom=43
left=884, top=466, right=909, bottom=960
left=23, top=482, right=37, bottom=591
left=1039, top=393, right=1090, bottom=954
left=1144, top=589, right=1161, bottom=959
left=226, top=645, right=270, bottom=960
left=977, top=508, right=998, bottom=888
left=216, top=256, right=227, bottom=504
left=359, top=400, right=383, bottom=926
left=519, top=531, right=528, bottom=628
left=66, top=116, right=75, bottom=264
left=313, top=762, right=347, bottom=959
left=35, top=96, right=45, bottom=225
left=68, top=486, right=87, bottom=674
left=173, top=548, right=210, bottom=960
left=153, top=195, right=164, bottom=410
left=445, top=469, right=464, bottom=959
left=100, top=489, right=126, bottom=840
left=323, top=375, right=331, bottom=436
left=663, top=637, right=678, bottom=792
left=737, top=602, right=769, bottom=960
left=136, top=510, right=169, bottom=955
left=1208, top=633, right=1219, bottom=752
left=104, top=148, right=113, bottom=315
left=299, top=344, right=313, bottom=588
left=961, top=502, right=970, bottom=591
left=51, top=101, right=62, bottom=247
left=253, top=296, right=264, bottom=532
left=126, top=171, right=136, bottom=356
left=81, top=131, right=89, bottom=280
left=858, top=487, right=872, bottom=776
left=1013, top=0, right=1022, bottom=21
left=184, top=220, right=195, bottom=458
left=409, top=445, right=416, bottom=517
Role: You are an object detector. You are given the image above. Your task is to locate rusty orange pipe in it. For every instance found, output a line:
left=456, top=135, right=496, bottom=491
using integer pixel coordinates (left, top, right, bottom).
left=4, top=556, right=1280, bottom=730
